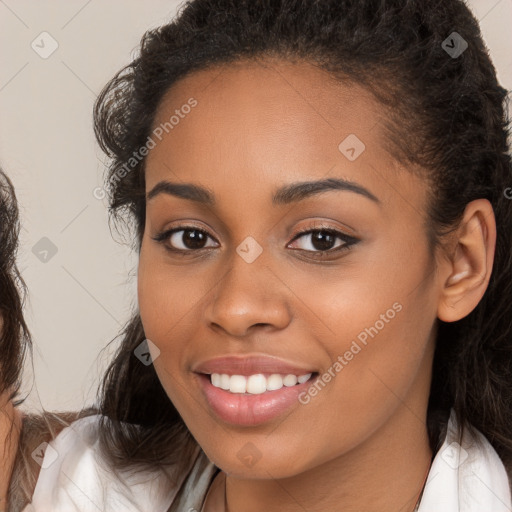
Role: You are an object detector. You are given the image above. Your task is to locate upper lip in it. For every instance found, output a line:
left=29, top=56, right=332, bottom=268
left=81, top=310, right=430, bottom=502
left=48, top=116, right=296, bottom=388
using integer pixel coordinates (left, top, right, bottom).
left=193, top=354, right=317, bottom=376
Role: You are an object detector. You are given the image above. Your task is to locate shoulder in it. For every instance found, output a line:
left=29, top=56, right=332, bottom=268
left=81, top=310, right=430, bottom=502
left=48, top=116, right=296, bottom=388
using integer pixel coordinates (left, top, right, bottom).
left=8, top=409, right=85, bottom=512
left=22, top=414, right=211, bottom=512
left=424, top=410, right=512, bottom=510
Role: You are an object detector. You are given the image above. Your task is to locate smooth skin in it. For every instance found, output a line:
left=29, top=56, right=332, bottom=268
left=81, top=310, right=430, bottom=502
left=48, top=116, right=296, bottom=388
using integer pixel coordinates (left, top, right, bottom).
left=137, top=58, right=496, bottom=512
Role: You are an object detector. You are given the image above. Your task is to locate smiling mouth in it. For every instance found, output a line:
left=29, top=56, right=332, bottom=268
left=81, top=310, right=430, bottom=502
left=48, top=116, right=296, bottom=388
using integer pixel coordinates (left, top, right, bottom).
left=193, top=354, right=320, bottom=424
left=205, top=371, right=318, bottom=394
left=196, top=370, right=320, bottom=426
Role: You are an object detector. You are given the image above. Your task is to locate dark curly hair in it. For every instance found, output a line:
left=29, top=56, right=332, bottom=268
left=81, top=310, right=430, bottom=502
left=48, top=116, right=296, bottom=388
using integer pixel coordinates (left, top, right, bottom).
left=93, top=0, right=512, bottom=473
left=0, top=169, right=29, bottom=401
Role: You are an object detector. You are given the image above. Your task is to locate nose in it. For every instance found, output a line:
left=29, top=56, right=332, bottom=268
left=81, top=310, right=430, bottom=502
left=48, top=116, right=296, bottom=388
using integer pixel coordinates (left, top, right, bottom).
left=204, top=249, right=292, bottom=338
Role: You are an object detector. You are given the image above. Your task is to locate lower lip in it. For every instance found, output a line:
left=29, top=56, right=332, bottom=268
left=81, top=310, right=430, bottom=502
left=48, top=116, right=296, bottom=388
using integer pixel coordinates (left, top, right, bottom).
left=196, top=373, right=317, bottom=426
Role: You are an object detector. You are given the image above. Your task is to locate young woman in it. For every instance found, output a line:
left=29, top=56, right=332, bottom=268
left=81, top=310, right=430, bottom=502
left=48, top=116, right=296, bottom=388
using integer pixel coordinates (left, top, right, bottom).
left=0, top=169, right=29, bottom=510
left=25, top=0, right=512, bottom=511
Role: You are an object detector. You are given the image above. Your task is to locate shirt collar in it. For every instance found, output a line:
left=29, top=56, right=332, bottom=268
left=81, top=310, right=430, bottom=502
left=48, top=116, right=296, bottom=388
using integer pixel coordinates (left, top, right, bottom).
left=418, top=409, right=512, bottom=511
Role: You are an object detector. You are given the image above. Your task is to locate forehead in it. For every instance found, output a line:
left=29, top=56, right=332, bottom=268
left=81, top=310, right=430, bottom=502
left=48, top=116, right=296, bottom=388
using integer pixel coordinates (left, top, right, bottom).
left=145, top=58, right=426, bottom=214
left=150, top=57, right=382, bottom=162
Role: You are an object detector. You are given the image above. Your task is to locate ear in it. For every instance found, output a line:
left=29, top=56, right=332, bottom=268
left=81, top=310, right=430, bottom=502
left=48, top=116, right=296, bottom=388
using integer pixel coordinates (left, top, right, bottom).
left=437, top=199, right=496, bottom=323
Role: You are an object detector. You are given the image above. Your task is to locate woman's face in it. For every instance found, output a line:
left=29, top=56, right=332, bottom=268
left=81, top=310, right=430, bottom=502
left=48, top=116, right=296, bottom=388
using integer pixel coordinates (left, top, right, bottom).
left=138, top=59, right=440, bottom=478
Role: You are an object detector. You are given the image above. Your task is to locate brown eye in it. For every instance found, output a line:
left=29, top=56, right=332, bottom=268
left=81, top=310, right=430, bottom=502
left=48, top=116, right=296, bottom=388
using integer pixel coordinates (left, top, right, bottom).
left=288, top=229, right=358, bottom=254
left=154, top=227, right=218, bottom=251
left=174, top=229, right=209, bottom=249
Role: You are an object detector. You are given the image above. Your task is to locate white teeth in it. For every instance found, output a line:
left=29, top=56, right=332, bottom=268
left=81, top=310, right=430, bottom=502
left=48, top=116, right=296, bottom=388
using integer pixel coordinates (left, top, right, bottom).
left=210, top=372, right=313, bottom=394
left=297, top=373, right=312, bottom=384
left=247, top=374, right=267, bottom=394
left=220, top=374, right=230, bottom=390
left=211, top=373, right=221, bottom=387
left=283, top=374, right=298, bottom=387
left=267, top=374, right=284, bottom=391
left=229, top=375, right=247, bottom=393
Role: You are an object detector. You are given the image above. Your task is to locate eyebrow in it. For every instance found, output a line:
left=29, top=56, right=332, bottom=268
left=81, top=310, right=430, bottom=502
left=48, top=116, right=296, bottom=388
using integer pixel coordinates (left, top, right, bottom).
left=146, top=177, right=380, bottom=206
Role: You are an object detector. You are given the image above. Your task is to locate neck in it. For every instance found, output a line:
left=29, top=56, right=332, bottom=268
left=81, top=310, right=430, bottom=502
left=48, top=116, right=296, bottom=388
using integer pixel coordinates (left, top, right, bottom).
left=0, top=393, right=21, bottom=512
left=223, top=401, right=433, bottom=512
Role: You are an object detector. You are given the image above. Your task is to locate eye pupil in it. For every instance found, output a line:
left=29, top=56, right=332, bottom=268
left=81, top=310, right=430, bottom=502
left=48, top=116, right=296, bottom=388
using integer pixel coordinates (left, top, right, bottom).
left=183, top=229, right=207, bottom=249
left=311, top=231, right=335, bottom=251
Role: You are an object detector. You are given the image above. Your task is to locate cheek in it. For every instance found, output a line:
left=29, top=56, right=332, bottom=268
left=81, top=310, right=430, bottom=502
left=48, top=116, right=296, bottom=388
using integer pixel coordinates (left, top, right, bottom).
left=137, top=251, right=191, bottom=408
left=137, top=244, right=208, bottom=342
left=270, top=238, right=435, bottom=439
left=137, top=242, right=216, bottom=407
left=329, top=278, right=434, bottom=431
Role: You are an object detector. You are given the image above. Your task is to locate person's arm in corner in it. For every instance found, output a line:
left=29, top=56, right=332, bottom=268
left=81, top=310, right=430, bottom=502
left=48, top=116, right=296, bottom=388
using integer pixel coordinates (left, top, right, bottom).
left=0, top=391, right=21, bottom=512
left=5, top=409, right=93, bottom=512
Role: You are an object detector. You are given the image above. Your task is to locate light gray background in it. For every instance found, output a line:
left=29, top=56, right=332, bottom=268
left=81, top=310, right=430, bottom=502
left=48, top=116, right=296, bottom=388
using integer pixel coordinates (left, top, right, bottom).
left=1, top=0, right=511, bottom=412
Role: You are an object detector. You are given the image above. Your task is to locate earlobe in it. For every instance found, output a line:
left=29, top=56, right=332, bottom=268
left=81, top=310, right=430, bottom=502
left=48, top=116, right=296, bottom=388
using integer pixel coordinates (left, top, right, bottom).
left=437, top=199, right=496, bottom=323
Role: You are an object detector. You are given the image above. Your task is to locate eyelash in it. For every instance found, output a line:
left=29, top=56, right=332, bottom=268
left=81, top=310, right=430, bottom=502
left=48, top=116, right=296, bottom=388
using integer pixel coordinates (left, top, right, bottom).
left=152, top=224, right=359, bottom=258
left=289, top=226, right=359, bottom=256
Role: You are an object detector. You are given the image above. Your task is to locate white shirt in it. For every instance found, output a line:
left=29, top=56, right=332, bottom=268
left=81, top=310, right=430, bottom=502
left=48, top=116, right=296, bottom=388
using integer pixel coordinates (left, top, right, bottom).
left=23, top=410, right=512, bottom=511
left=417, top=410, right=512, bottom=511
